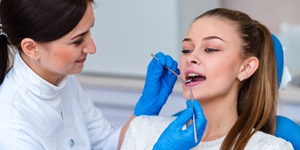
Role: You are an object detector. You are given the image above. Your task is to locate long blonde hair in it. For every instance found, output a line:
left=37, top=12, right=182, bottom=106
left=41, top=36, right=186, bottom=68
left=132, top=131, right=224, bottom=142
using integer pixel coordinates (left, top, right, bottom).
left=193, top=8, right=278, bottom=150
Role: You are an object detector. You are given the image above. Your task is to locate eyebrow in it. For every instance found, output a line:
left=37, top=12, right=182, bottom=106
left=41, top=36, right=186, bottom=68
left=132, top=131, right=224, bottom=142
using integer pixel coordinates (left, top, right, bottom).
left=71, top=19, right=95, bottom=40
left=182, top=38, right=192, bottom=43
left=203, top=36, right=225, bottom=42
left=182, top=36, right=225, bottom=43
left=71, top=31, right=89, bottom=40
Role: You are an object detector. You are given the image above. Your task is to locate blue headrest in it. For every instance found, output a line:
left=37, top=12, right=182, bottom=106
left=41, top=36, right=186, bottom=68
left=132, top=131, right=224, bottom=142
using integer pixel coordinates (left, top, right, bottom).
left=271, top=34, right=284, bottom=87
left=276, top=116, right=300, bottom=149
left=272, top=35, right=300, bottom=149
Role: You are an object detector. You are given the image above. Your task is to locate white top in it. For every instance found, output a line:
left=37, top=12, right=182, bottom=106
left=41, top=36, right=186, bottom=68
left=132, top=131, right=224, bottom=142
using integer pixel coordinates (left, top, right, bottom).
left=121, top=116, right=294, bottom=150
left=0, top=52, right=121, bottom=150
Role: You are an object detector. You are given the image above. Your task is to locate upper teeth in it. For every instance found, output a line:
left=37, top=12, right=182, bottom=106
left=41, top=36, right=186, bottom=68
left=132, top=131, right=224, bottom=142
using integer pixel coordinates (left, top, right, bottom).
left=187, top=73, right=199, bottom=77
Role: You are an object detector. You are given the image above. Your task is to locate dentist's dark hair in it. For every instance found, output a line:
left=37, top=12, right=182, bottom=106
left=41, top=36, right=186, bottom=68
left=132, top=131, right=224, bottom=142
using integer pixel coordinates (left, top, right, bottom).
left=0, top=0, right=94, bottom=84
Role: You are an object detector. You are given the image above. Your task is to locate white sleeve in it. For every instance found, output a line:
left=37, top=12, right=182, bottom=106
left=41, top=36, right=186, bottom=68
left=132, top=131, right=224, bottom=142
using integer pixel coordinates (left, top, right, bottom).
left=0, top=124, right=44, bottom=150
left=72, top=76, right=121, bottom=150
left=80, top=91, right=121, bottom=150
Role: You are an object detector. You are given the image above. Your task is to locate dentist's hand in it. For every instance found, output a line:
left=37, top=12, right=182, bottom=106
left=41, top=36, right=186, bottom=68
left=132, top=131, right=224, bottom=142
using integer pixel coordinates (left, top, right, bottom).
left=134, top=52, right=179, bottom=116
left=153, top=100, right=207, bottom=150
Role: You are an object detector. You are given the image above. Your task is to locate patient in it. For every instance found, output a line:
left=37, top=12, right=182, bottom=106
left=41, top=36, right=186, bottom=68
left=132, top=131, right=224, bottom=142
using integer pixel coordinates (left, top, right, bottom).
left=121, top=8, right=293, bottom=149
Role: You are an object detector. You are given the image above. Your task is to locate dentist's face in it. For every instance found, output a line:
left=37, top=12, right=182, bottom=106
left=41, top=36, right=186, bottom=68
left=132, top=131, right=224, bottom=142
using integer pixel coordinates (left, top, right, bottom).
left=36, top=3, right=96, bottom=85
left=180, top=16, right=244, bottom=102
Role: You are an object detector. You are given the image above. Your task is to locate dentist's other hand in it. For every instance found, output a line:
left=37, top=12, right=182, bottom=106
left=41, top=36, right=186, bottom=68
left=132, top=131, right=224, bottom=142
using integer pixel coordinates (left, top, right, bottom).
left=134, top=52, right=179, bottom=116
left=153, top=100, right=207, bottom=150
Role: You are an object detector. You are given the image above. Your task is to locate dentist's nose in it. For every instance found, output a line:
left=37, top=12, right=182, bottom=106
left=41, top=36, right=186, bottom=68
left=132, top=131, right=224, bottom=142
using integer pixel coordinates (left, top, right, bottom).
left=83, top=36, right=96, bottom=54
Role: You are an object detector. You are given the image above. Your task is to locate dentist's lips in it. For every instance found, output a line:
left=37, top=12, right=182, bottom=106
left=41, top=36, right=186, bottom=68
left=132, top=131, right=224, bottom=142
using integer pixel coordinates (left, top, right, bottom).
left=76, top=57, right=86, bottom=63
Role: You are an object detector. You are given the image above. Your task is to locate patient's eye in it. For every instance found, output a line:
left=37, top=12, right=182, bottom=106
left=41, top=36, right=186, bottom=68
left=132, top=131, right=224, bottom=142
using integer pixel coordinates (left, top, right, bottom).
left=181, top=50, right=193, bottom=54
left=205, top=48, right=219, bottom=53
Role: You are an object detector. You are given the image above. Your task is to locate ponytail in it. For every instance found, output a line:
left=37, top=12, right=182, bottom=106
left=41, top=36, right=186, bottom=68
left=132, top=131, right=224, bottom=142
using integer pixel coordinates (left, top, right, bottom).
left=251, top=21, right=277, bottom=134
left=0, top=33, right=9, bottom=85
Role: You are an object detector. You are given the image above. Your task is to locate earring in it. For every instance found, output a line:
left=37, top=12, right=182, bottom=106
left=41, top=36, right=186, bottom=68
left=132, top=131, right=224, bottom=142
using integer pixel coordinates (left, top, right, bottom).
left=34, top=58, right=39, bottom=64
left=239, top=76, right=243, bottom=81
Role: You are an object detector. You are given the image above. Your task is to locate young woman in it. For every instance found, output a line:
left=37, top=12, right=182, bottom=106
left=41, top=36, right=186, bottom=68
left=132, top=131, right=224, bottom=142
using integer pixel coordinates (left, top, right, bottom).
left=121, top=8, right=293, bottom=149
left=0, top=0, right=203, bottom=149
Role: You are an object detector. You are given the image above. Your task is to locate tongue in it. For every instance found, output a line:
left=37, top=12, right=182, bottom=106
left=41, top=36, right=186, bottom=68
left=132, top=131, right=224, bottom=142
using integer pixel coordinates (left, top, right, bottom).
left=192, top=76, right=206, bottom=82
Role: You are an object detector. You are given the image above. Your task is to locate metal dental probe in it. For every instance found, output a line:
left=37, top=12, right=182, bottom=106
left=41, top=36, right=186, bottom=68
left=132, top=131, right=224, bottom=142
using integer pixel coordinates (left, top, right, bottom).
left=189, top=84, right=198, bottom=143
left=150, top=53, right=198, bottom=143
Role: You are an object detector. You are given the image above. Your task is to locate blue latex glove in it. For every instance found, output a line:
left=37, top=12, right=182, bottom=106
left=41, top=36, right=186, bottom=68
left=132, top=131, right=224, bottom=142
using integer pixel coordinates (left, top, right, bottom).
left=134, top=52, right=179, bottom=116
left=153, top=100, right=207, bottom=150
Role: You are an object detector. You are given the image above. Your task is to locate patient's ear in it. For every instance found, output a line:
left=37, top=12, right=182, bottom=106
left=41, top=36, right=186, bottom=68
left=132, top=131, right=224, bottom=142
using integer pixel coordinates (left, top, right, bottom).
left=237, top=56, right=259, bottom=81
left=21, top=38, right=40, bottom=59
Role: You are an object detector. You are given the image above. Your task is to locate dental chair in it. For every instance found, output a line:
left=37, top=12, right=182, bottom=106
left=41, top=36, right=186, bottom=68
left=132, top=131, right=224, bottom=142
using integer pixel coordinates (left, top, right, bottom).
left=272, top=34, right=300, bottom=149
left=173, top=34, right=300, bottom=149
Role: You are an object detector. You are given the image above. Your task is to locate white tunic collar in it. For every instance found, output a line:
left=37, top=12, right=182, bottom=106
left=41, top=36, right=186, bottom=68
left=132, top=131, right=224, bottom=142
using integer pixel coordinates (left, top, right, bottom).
left=9, top=52, right=67, bottom=115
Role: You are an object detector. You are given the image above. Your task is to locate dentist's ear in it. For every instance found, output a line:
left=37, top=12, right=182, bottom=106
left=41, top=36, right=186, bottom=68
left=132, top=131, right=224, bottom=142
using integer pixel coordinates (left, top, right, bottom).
left=237, top=56, right=259, bottom=81
left=21, top=38, right=40, bottom=60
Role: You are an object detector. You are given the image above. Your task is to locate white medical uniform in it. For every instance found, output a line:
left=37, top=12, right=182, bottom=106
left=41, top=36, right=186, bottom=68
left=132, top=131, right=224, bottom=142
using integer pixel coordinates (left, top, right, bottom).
left=0, top=52, right=121, bottom=150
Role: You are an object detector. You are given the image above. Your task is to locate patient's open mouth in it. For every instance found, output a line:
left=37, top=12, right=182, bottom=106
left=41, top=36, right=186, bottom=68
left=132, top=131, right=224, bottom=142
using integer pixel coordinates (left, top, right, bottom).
left=186, top=73, right=206, bottom=83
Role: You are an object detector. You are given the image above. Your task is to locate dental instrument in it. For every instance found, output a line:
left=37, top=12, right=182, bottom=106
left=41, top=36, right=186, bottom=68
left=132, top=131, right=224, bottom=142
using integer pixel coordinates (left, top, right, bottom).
left=150, top=53, right=198, bottom=143
left=189, top=83, right=198, bottom=143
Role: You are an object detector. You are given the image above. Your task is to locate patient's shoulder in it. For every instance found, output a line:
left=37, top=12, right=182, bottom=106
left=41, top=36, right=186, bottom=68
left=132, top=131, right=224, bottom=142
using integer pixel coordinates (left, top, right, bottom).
left=130, top=116, right=175, bottom=130
left=121, top=116, right=176, bottom=150
left=246, top=131, right=293, bottom=150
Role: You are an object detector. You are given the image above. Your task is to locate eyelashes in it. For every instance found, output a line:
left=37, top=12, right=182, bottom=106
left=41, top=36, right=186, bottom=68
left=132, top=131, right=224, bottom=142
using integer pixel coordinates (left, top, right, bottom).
left=73, top=38, right=84, bottom=46
left=181, top=50, right=193, bottom=53
left=181, top=48, right=219, bottom=54
left=204, top=48, right=219, bottom=53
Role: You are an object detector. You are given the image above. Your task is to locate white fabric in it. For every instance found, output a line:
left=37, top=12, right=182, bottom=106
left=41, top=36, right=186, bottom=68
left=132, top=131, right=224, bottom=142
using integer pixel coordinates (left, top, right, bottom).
left=279, top=47, right=292, bottom=90
left=280, top=66, right=292, bottom=90
left=121, top=116, right=294, bottom=150
left=0, top=52, right=121, bottom=150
